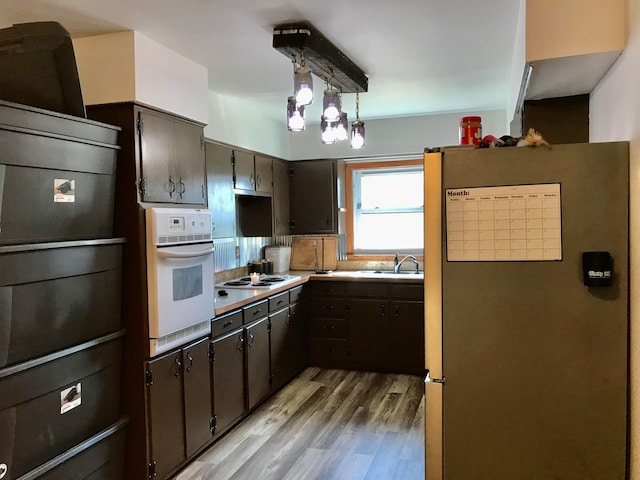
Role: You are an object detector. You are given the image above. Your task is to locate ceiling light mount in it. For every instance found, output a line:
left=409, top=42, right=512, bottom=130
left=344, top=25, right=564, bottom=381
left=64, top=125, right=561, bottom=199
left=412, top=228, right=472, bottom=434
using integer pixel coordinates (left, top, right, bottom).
left=273, top=22, right=368, bottom=94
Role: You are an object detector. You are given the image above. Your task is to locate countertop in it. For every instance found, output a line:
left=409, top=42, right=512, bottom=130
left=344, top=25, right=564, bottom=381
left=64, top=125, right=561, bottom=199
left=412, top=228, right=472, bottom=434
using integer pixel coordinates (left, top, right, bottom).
left=214, top=270, right=424, bottom=316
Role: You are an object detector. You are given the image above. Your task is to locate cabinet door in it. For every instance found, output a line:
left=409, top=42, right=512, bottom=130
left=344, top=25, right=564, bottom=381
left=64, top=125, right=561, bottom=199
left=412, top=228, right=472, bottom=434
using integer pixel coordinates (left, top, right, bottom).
left=389, top=300, right=425, bottom=372
left=145, top=350, right=186, bottom=479
left=269, top=307, right=295, bottom=392
left=289, top=299, right=309, bottom=374
left=182, top=337, right=213, bottom=457
left=211, top=330, right=246, bottom=436
left=138, top=109, right=175, bottom=203
left=205, top=142, right=236, bottom=237
left=174, top=120, right=205, bottom=204
left=233, top=150, right=254, bottom=191
left=289, top=160, right=337, bottom=233
left=246, top=317, right=271, bottom=409
left=272, top=159, right=290, bottom=235
left=347, top=299, right=389, bottom=366
left=254, top=154, right=273, bottom=194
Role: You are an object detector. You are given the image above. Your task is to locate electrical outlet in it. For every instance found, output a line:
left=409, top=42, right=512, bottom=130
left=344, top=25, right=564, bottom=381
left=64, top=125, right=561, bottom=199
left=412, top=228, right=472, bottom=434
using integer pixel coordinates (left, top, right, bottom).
left=235, top=245, right=240, bottom=259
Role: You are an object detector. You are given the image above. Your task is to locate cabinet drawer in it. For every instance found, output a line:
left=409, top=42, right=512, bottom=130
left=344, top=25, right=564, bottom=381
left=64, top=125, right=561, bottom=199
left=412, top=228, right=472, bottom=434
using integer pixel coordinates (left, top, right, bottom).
left=289, top=284, right=308, bottom=303
left=347, top=282, right=389, bottom=298
left=243, top=300, right=268, bottom=324
left=390, top=284, right=424, bottom=300
left=311, top=298, right=347, bottom=317
left=310, top=318, right=347, bottom=339
left=211, top=310, right=242, bottom=338
left=269, top=291, right=289, bottom=312
left=311, top=281, right=346, bottom=297
left=310, top=338, right=348, bottom=362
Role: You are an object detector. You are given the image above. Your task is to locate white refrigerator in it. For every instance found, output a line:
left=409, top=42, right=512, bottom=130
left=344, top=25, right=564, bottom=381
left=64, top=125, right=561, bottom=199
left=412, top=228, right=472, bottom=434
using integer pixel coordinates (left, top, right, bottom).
left=424, top=142, right=629, bottom=479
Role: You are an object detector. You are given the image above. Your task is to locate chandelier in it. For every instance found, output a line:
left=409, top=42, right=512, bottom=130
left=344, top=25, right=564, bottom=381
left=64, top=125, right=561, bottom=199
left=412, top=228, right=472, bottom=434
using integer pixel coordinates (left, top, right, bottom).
left=274, top=22, right=368, bottom=149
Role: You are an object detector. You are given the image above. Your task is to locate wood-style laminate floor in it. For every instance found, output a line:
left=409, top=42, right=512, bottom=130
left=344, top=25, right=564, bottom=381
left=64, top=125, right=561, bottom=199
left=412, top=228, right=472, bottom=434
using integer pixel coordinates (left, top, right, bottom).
left=174, top=368, right=425, bottom=480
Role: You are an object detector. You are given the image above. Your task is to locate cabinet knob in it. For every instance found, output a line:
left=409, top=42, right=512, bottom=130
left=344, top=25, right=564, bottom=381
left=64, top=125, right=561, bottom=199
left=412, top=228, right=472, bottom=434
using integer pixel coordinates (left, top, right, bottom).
left=186, top=352, right=193, bottom=372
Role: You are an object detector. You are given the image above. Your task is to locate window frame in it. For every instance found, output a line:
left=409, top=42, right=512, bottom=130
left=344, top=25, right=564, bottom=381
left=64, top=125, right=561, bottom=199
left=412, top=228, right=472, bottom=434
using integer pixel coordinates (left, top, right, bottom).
left=345, top=158, right=424, bottom=259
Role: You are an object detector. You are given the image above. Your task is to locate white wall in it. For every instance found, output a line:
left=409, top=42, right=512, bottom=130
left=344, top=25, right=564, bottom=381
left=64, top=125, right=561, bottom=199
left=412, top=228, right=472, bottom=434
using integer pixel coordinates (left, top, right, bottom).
left=74, top=31, right=209, bottom=124
left=204, top=91, right=290, bottom=159
left=133, top=32, right=209, bottom=124
left=590, top=0, right=640, bottom=477
left=507, top=0, right=527, bottom=125
left=288, top=109, right=508, bottom=161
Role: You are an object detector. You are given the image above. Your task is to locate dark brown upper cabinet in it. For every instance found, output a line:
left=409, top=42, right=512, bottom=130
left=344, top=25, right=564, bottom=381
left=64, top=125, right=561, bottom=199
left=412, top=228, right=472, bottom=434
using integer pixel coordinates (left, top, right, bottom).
left=205, top=141, right=236, bottom=238
left=87, top=102, right=206, bottom=205
left=289, top=159, right=341, bottom=234
left=272, top=159, right=290, bottom=235
left=233, top=150, right=273, bottom=195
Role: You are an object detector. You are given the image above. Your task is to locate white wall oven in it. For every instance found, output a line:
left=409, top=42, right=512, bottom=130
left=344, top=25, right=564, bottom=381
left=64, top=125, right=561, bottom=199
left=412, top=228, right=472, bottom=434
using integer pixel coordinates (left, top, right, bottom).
left=146, top=207, right=214, bottom=356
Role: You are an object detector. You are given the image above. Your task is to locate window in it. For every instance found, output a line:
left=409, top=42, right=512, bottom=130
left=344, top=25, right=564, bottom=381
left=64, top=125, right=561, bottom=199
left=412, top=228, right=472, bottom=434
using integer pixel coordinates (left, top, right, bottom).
left=346, top=160, right=424, bottom=255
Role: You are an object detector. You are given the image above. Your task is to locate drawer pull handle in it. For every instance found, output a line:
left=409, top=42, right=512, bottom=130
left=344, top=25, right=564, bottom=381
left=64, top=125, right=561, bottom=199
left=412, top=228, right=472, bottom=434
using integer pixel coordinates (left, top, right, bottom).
left=223, top=319, right=234, bottom=327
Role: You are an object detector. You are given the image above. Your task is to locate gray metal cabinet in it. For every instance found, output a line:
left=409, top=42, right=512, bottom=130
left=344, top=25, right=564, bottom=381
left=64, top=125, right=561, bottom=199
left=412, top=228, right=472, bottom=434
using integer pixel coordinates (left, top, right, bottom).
left=205, top=142, right=236, bottom=238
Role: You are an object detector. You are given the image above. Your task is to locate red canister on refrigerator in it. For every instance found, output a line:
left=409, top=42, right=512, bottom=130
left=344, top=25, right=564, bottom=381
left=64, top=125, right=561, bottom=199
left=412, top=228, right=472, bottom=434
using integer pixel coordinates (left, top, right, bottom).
left=459, top=116, right=482, bottom=146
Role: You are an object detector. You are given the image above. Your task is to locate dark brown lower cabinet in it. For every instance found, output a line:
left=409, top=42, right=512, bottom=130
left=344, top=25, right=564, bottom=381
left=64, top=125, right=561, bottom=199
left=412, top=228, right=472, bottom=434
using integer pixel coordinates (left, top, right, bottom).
left=346, top=298, right=389, bottom=366
left=211, top=328, right=246, bottom=437
left=145, top=336, right=212, bottom=479
left=270, top=300, right=307, bottom=392
left=389, top=300, right=425, bottom=371
left=145, top=350, right=186, bottom=480
left=246, top=316, right=271, bottom=410
left=183, top=338, right=214, bottom=457
left=309, top=280, right=424, bottom=375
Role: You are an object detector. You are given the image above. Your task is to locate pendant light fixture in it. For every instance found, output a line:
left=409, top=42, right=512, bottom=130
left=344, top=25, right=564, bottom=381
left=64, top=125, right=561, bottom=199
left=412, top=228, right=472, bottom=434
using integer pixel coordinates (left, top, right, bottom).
left=320, top=117, right=336, bottom=144
left=351, top=91, right=365, bottom=149
left=293, top=51, right=313, bottom=106
left=287, top=96, right=305, bottom=131
left=335, top=112, right=349, bottom=141
left=322, top=76, right=341, bottom=122
left=273, top=22, right=369, bottom=144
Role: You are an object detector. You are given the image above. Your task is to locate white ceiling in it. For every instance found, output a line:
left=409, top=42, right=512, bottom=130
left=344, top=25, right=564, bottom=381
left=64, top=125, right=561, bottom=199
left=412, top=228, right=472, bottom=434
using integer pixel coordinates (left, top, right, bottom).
left=0, top=0, right=523, bottom=122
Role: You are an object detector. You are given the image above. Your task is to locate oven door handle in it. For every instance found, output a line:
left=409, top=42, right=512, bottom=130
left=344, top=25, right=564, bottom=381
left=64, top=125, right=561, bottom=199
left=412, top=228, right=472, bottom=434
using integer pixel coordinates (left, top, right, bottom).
left=156, top=246, right=215, bottom=259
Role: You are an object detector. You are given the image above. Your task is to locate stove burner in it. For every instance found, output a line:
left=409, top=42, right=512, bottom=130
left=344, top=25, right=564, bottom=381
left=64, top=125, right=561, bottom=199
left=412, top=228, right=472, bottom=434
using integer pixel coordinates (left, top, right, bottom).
left=239, top=276, right=286, bottom=283
left=224, top=280, right=250, bottom=286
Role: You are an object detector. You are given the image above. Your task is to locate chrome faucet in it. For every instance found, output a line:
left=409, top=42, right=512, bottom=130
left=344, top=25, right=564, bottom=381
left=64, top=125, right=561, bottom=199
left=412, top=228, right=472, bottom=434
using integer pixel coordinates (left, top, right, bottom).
left=394, top=253, right=420, bottom=273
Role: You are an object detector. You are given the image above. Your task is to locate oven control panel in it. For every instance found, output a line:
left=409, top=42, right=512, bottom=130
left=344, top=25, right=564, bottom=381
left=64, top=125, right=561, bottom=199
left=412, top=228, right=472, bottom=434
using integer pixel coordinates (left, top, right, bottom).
left=146, top=207, right=212, bottom=245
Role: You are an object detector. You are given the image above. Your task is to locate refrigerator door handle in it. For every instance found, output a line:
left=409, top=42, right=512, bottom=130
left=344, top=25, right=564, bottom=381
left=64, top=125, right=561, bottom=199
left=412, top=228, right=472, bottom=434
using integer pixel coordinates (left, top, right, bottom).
left=425, top=370, right=445, bottom=384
